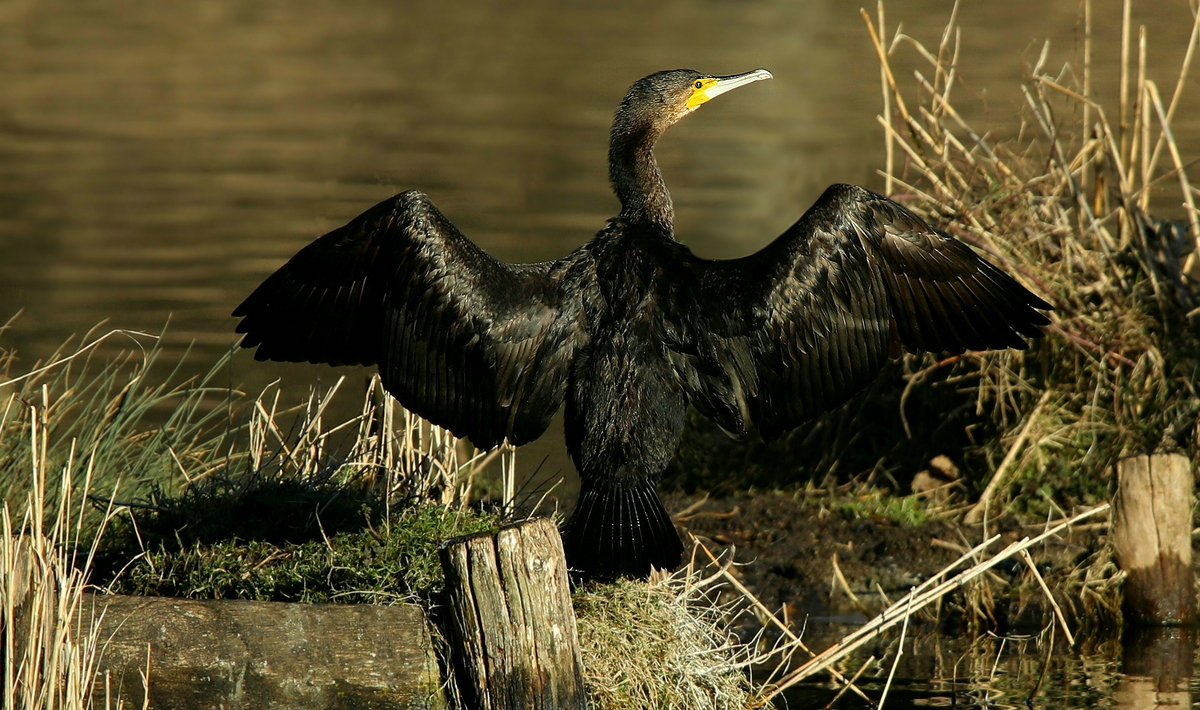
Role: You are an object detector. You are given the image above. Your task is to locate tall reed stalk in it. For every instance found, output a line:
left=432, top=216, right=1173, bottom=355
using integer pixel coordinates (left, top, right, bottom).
left=1, top=390, right=134, bottom=710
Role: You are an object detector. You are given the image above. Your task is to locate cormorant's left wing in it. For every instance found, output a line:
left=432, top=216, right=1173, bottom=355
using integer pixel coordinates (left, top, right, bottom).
left=692, top=183, right=1051, bottom=440
left=234, top=190, right=586, bottom=450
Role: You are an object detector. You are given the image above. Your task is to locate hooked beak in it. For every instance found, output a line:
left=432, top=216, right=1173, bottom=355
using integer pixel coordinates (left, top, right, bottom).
left=706, top=69, right=773, bottom=100
left=686, top=68, right=772, bottom=110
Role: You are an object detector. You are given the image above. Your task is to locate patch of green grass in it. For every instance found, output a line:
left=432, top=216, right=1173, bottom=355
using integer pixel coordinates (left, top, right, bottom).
left=836, top=493, right=929, bottom=527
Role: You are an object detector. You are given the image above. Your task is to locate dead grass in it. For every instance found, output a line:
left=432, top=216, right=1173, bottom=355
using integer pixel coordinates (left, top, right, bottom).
left=1, top=390, right=136, bottom=709
left=867, top=0, right=1200, bottom=526
left=574, top=567, right=762, bottom=710
left=1, top=329, right=757, bottom=710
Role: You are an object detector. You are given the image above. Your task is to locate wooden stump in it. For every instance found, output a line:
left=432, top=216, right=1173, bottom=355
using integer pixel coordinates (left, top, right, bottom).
left=1111, top=453, right=1196, bottom=626
left=439, top=517, right=586, bottom=710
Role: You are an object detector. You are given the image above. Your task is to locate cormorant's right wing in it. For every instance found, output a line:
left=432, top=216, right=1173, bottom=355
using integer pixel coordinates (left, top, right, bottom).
left=693, top=184, right=1051, bottom=441
left=233, top=190, right=585, bottom=449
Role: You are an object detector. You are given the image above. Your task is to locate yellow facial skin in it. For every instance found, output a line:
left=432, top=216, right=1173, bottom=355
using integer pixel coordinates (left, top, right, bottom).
left=685, top=78, right=720, bottom=109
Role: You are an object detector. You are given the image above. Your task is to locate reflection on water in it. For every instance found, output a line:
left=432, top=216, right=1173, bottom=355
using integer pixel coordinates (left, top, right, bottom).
left=783, top=624, right=1196, bottom=709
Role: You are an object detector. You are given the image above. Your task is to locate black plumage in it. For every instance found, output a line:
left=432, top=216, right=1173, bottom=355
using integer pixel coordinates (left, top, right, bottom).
left=233, top=69, right=1052, bottom=580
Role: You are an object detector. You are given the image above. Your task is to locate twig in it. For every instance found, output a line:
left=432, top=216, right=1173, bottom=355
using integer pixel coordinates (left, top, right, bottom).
left=1026, top=623, right=1055, bottom=704
left=1020, top=549, right=1075, bottom=647
left=862, top=8, right=913, bottom=127
left=674, top=505, right=739, bottom=523
left=1119, top=0, right=1132, bottom=156
left=1146, top=81, right=1200, bottom=254
left=821, top=655, right=874, bottom=710
left=1082, top=0, right=1092, bottom=183
left=0, top=329, right=159, bottom=389
left=877, top=588, right=915, bottom=710
left=692, top=539, right=873, bottom=705
left=831, top=553, right=871, bottom=616
left=879, top=0, right=894, bottom=195
left=672, top=493, right=710, bottom=521
left=1146, top=6, right=1200, bottom=181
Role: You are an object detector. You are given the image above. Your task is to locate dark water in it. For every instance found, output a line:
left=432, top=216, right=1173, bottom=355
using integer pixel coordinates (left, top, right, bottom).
left=6, top=0, right=1197, bottom=493
left=778, top=623, right=1198, bottom=709
left=3, top=0, right=1198, bottom=372
left=2, top=4, right=1200, bottom=705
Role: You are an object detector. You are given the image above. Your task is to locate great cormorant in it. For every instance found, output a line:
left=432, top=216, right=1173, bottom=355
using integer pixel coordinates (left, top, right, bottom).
left=233, top=69, right=1051, bottom=580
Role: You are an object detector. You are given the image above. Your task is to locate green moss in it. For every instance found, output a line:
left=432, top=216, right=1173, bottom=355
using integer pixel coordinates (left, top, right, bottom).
left=106, top=504, right=499, bottom=604
left=836, top=493, right=929, bottom=527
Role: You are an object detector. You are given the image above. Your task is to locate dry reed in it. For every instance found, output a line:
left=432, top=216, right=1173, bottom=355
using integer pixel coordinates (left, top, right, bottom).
left=866, top=0, right=1200, bottom=521
left=1, top=388, right=137, bottom=709
left=574, top=565, right=761, bottom=710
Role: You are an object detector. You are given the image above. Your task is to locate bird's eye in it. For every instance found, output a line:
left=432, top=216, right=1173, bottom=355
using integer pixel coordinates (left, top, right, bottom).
left=694, top=80, right=704, bottom=89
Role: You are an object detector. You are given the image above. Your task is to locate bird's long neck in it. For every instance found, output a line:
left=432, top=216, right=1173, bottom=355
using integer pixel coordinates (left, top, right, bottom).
left=609, top=115, right=673, bottom=230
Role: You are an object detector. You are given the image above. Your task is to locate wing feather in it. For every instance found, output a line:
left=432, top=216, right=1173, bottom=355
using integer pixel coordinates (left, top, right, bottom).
left=692, top=183, right=1051, bottom=440
left=233, top=190, right=586, bottom=449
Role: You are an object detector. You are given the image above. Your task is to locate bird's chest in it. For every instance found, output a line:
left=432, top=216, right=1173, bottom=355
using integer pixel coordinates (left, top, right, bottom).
left=571, top=248, right=707, bottom=406
left=585, top=240, right=698, bottom=335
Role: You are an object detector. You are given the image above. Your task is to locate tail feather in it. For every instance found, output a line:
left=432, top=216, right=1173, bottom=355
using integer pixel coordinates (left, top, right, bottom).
left=563, top=480, right=683, bottom=581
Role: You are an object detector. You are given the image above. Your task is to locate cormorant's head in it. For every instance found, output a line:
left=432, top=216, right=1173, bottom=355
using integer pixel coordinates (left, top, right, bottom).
left=614, top=68, right=772, bottom=136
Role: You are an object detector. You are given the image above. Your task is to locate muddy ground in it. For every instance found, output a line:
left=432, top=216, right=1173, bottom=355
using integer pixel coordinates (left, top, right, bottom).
left=662, top=491, right=1111, bottom=634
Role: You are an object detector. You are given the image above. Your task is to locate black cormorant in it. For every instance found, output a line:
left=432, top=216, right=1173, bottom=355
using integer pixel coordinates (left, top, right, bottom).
left=233, top=69, right=1052, bottom=581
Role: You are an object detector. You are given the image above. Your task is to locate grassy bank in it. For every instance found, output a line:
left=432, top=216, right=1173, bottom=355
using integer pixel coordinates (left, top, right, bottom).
left=0, top=331, right=759, bottom=708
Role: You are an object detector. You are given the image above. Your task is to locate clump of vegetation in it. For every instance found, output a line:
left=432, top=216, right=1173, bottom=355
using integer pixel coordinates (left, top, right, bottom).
left=83, top=370, right=511, bottom=602
left=1, top=412, right=131, bottom=709
left=836, top=491, right=929, bottom=527
left=574, top=573, right=760, bottom=710
left=1, top=327, right=761, bottom=708
left=866, top=1, right=1200, bottom=520
left=105, top=504, right=499, bottom=604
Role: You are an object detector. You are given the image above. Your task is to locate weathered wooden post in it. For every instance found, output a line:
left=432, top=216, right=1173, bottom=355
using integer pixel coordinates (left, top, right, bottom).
left=1111, top=453, right=1196, bottom=625
left=439, top=517, right=587, bottom=710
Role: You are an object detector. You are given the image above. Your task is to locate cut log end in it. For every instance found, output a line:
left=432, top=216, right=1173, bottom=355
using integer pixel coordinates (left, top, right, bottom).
left=439, top=517, right=587, bottom=710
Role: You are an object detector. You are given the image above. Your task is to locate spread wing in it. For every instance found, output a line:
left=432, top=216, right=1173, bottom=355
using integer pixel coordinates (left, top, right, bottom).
left=693, top=183, right=1052, bottom=440
left=233, top=190, right=586, bottom=449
